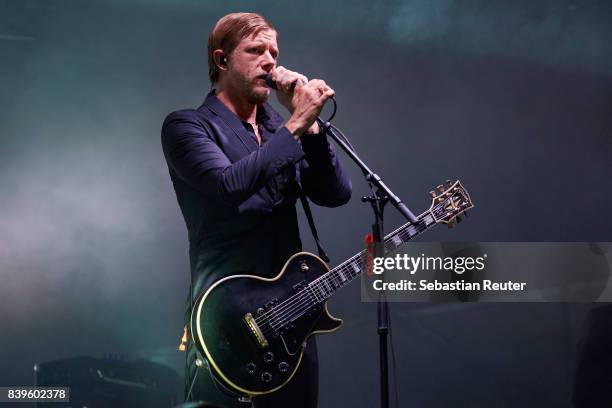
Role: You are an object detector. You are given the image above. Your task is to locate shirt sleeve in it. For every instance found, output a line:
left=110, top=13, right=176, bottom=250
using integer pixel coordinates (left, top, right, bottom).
left=161, top=110, right=305, bottom=206
left=299, top=131, right=352, bottom=207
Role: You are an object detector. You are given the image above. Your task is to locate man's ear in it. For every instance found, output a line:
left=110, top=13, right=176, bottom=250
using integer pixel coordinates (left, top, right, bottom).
left=213, top=49, right=228, bottom=70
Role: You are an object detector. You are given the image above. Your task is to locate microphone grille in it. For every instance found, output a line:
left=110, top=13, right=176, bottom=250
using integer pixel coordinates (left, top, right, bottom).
left=265, top=73, right=277, bottom=90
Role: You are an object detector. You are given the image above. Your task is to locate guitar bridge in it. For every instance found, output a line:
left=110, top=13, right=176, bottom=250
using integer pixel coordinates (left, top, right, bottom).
left=244, top=312, right=269, bottom=348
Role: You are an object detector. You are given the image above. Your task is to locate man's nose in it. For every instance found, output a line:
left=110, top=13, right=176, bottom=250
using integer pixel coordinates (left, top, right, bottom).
left=261, top=51, right=276, bottom=70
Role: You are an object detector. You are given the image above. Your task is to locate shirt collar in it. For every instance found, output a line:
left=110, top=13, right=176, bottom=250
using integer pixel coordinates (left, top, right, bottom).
left=199, top=90, right=284, bottom=133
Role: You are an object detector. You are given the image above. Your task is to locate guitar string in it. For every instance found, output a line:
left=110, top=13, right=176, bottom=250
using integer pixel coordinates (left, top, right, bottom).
left=257, top=251, right=369, bottom=335
left=253, top=198, right=460, bottom=333
left=261, top=217, right=434, bottom=334
left=253, top=195, right=468, bottom=332
left=257, top=199, right=441, bottom=327
left=260, top=213, right=455, bottom=336
left=255, top=199, right=456, bottom=334
left=261, top=236, right=426, bottom=335
left=252, top=202, right=438, bottom=327
left=281, top=196, right=469, bottom=325
left=252, top=226, right=406, bottom=326
left=257, top=212, right=438, bottom=335
left=254, top=215, right=427, bottom=329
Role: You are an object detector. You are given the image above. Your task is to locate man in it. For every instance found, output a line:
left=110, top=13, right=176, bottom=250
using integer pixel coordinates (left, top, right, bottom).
left=161, top=12, right=352, bottom=408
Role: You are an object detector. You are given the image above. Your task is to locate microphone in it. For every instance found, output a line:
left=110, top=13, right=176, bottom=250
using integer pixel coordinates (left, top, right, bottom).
left=266, top=72, right=338, bottom=125
left=265, top=73, right=278, bottom=90
left=265, top=73, right=298, bottom=91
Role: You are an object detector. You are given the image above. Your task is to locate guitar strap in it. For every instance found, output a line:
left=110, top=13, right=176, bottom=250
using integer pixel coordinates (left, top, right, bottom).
left=298, top=187, right=331, bottom=263
left=181, top=185, right=331, bottom=401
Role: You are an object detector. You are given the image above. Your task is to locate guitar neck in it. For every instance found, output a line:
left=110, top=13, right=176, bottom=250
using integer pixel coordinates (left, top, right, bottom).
left=308, top=208, right=439, bottom=301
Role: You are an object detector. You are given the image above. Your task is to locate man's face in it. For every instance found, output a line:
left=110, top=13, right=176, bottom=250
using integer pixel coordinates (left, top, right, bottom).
left=226, top=29, right=278, bottom=105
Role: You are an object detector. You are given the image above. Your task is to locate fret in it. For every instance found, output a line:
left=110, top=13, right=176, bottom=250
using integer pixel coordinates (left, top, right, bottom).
left=316, top=284, right=325, bottom=299
left=307, top=207, right=443, bottom=302
left=351, top=262, right=360, bottom=278
left=397, top=230, right=409, bottom=242
left=334, top=273, right=342, bottom=288
left=277, top=182, right=472, bottom=330
left=328, top=274, right=340, bottom=289
left=391, top=235, right=402, bottom=248
left=308, top=285, right=320, bottom=303
left=383, top=242, right=396, bottom=252
left=323, top=279, right=332, bottom=294
left=422, top=214, right=434, bottom=225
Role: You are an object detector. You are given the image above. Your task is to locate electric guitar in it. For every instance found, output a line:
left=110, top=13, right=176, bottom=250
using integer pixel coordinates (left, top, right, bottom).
left=190, top=180, right=474, bottom=397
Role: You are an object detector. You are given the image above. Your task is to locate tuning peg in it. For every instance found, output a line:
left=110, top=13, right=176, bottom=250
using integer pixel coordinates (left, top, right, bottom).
left=429, top=190, right=437, bottom=198
left=437, top=184, right=445, bottom=192
left=463, top=211, right=469, bottom=218
left=447, top=221, right=454, bottom=229
left=456, top=215, right=462, bottom=223
left=445, top=179, right=453, bottom=187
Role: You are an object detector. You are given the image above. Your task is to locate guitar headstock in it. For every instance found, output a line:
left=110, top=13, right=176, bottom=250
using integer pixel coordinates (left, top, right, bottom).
left=428, top=180, right=474, bottom=228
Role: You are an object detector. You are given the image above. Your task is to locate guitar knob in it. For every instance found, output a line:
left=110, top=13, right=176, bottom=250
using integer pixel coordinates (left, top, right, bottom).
left=246, top=362, right=256, bottom=374
left=278, top=362, right=289, bottom=373
left=437, top=184, right=444, bottom=192
left=263, top=352, right=274, bottom=363
left=429, top=191, right=436, bottom=198
left=261, top=372, right=272, bottom=383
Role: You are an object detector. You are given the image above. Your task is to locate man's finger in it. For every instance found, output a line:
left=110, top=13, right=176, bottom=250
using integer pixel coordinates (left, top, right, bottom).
left=316, top=89, right=335, bottom=104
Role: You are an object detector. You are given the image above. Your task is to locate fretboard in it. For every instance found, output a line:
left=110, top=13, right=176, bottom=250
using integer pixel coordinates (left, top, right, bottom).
left=307, top=207, right=440, bottom=302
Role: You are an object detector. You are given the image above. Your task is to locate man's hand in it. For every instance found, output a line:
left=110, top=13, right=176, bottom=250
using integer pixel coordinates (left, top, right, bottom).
left=284, top=79, right=335, bottom=139
left=271, top=66, right=308, bottom=113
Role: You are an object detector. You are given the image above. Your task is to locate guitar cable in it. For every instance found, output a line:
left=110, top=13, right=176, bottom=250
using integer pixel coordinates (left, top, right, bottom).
left=185, top=356, right=199, bottom=401
left=186, top=343, right=250, bottom=404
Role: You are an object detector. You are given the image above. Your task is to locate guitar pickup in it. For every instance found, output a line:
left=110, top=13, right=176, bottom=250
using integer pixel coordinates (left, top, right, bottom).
left=244, top=312, right=269, bottom=348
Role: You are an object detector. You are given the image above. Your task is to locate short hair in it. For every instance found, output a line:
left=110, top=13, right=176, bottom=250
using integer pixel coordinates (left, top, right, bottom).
left=207, top=12, right=276, bottom=84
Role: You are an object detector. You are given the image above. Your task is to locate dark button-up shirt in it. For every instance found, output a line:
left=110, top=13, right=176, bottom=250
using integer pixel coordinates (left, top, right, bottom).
left=161, top=92, right=352, bottom=308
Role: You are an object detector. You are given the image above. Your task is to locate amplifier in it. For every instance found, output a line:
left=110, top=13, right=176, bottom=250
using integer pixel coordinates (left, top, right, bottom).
left=34, top=356, right=181, bottom=407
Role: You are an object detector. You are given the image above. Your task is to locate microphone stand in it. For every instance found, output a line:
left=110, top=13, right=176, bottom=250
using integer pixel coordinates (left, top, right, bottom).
left=316, top=118, right=417, bottom=408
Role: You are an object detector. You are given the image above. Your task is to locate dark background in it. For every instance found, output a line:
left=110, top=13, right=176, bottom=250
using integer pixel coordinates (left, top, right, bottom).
left=1, top=0, right=611, bottom=406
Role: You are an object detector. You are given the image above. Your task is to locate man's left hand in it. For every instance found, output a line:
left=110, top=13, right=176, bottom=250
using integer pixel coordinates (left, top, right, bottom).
left=271, top=67, right=320, bottom=134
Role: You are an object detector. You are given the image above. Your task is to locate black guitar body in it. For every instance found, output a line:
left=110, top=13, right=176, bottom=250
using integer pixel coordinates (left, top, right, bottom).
left=189, top=180, right=474, bottom=397
left=190, top=252, right=342, bottom=397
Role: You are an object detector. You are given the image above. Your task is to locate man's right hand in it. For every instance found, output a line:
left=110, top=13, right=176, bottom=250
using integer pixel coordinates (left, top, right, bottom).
left=285, top=79, right=335, bottom=139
